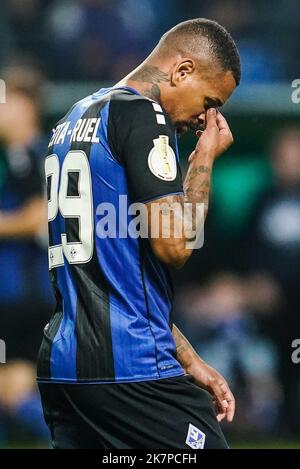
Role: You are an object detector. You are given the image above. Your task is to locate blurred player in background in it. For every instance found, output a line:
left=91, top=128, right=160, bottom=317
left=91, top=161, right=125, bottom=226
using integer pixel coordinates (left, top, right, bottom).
left=244, top=127, right=300, bottom=432
left=0, top=66, right=53, bottom=444
left=37, top=19, right=241, bottom=449
left=0, top=66, right=54, bottom=360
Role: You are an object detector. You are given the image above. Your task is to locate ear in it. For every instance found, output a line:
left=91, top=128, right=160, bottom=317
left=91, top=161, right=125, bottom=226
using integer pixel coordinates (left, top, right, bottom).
left=170, top=59, right=196, bottom=86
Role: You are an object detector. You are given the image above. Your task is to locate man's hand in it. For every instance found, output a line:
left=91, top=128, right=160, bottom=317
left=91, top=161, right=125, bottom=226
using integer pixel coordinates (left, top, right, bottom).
left=172, top=325, right=235, bottom=423
left=186, top=357, right=235, bottom=423
left=189, top=108, right=233, bottom=163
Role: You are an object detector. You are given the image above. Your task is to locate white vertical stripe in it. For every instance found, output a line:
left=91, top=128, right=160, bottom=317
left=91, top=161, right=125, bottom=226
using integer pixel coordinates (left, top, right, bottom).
left=49, top=245, right=64, bottom=270
left=152, top=103, right=163, bottom=113
left=156, top=114, right=166, bottom=125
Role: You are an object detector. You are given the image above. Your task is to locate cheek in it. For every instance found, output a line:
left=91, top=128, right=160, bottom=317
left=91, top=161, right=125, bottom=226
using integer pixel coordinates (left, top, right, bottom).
left=172, top=86, right=203, bottom=119
left=192, top=94, right=205, bottom=113
left=182, top=89, right=204, bottom=115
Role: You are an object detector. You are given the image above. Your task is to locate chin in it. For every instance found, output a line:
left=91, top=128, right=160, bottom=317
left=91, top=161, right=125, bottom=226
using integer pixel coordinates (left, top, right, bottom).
left=176, top=124, right=189, bottom=135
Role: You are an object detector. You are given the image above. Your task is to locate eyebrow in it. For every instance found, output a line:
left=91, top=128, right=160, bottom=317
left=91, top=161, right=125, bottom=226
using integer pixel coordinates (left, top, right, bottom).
left=204, top=97, right=224, bottom=109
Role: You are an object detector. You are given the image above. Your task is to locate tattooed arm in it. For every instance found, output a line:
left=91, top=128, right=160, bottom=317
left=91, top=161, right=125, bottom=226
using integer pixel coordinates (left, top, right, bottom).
left=146, top=107, right=233, bottom=268
left=172, top=324, right=235, bottom=422
left=172, top=324, right=199, bottom=370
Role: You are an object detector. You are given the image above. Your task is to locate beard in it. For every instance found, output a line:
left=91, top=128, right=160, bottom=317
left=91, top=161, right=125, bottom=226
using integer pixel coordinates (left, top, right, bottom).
left=175, top=119, right=205, bottom=135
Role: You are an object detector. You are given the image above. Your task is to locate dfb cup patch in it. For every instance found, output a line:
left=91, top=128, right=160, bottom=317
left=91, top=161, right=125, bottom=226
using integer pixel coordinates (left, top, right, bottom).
left=148, top=135, right=177, bottom=181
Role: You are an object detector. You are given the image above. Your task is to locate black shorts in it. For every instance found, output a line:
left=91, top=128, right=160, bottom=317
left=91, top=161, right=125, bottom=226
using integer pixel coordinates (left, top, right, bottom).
left=38, top=374, right=228, bottom=449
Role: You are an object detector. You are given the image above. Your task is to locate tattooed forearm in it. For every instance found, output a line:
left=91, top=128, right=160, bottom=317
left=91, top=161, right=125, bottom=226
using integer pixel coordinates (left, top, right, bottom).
left=183, top=161, right=212, bottom=214
left=145, top=153, right=214, bottom=266
left=185, top=189, right=209, bottom=206
left=172, top=324, right=198, bottom=369
left=188, top=166, right=211, bottom=175
left=185, top=180, right=210, bottom=197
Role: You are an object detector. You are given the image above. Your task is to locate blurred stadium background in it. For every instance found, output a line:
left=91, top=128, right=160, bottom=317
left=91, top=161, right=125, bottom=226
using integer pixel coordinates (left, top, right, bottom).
left=0, top=0, right=300, bottom=449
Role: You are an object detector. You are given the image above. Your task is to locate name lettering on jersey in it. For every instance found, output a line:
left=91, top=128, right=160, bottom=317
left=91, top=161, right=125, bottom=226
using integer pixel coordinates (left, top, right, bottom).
left=148, top=135, right=177, bottom=181
left=48, top=118, right=100, bottom=147
left=0, top=338, right=6, bottom=364
left=56, top=121, right=70, bottom=145
left=70, top=118, right=100, bottom=143
left=49, top=122, right=67, bottom=147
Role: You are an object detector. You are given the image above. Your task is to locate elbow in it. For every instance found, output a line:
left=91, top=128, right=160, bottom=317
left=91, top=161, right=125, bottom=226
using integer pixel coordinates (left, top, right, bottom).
left=168, top=256, right=189, bottom=270
left=166, top=248, right=190, bottom=269
left=151, top=241, right=191, bottom=269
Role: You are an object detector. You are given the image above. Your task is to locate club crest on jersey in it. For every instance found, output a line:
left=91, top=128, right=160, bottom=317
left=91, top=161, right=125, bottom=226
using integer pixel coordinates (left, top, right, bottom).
left=70, top=246, right=77, bottom=259
left=185, top=424, right=206, bottom=449
left=148, top=135, right=177, bottom=181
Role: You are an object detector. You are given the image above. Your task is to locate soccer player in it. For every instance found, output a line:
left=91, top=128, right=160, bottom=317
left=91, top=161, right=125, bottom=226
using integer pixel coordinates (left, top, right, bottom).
left=37, top=19, right=241, bottom=449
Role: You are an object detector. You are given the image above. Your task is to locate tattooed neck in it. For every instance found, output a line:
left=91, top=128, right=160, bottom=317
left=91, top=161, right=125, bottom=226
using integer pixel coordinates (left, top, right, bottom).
left=130, top=65, right=170, bottom=84
left=129, top=65, right=170, bottom=103
left=141, top=84, right=161, bottom=102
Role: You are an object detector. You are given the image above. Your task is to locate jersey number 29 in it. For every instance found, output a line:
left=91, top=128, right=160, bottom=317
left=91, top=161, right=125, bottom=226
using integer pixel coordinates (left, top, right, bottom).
left=45, top=151, right=94, bottom=269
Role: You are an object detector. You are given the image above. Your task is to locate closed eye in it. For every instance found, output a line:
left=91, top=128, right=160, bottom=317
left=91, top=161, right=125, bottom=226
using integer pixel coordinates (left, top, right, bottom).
left=204, top=97, right=223, bottom=111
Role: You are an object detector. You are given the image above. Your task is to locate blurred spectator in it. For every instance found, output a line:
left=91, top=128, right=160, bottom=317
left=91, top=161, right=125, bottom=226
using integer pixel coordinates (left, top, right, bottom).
left=0, top=66, right=54, bottom=445
left=243, top=127, right=300, bottom=432
left=191, top=0, right=289, bottom=82
left=0, top=66, right=54, bottom=362
left=0, top=361, right=49, bottom=446
left=5, top=0, right=49, bottom=71
left=0, top=3, right=16, bottom=67
left=175, top=272, right=283, bottom=436
left=45, top=0, right=152, bottom=80
left=245, top=127, right=300, bottom=292
left=1, top=0, right=298, bottom=82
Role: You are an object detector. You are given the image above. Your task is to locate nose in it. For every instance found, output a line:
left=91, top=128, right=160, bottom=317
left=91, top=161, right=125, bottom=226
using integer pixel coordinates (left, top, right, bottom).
left=197, top=113, right=206, bottom=131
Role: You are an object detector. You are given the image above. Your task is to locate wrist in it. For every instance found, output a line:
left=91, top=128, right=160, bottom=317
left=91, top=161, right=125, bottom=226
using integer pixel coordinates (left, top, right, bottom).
left=178, top=348, right=201, bottom=371
left=192, top=150, right=215, bottom=168
left=185, top=356, right=207, bottom=377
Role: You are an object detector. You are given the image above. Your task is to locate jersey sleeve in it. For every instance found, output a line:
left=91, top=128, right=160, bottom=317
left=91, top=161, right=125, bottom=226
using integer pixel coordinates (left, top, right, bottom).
left=108, top=95, right=183, bottom=203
